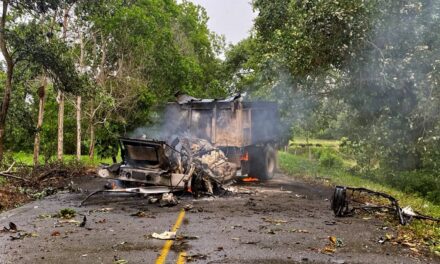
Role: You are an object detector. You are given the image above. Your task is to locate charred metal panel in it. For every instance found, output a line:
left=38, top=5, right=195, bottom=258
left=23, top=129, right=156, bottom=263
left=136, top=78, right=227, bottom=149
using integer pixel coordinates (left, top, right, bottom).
left=249, top=103, right=279, bottom=145
left=242, top=109, right=251, bottom=146
left=215, top=108, right=242, bottom=147
left=190, top=109, right=212, bottom=141
left=164, top=100, right=279, bottom=148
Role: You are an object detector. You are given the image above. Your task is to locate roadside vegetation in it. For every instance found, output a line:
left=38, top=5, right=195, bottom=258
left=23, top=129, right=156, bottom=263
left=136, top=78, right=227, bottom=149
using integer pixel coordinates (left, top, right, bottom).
left=11, top=152, right=116, bottom=167
left=0, top=0, right=439, bottom=258
left=279, top=139, right=440, bottom=255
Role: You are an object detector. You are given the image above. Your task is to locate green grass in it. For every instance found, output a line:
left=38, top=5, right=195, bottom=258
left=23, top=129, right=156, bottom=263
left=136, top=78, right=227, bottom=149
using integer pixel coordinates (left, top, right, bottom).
left=279, top=151, right=440, bottom=253
left=290, top=138, right=340, bottom=148
left=12, top=151, right=117, bottom=167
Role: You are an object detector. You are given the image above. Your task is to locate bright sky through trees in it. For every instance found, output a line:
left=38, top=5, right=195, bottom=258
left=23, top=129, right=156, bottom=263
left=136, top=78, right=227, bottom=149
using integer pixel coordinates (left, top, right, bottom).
left=188, top=0, right=256, bottom=44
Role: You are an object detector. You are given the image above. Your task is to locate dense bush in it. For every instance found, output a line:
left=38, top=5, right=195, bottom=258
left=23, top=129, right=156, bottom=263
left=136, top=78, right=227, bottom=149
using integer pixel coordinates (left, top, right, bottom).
left=313, top=148, right=344, bottom=168
left=383, top=171, right=440, bottom=204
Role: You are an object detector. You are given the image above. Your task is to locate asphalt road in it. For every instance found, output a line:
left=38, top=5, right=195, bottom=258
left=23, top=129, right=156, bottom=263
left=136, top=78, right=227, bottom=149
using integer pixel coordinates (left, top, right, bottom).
left=0, top=174, right=438, bottom=264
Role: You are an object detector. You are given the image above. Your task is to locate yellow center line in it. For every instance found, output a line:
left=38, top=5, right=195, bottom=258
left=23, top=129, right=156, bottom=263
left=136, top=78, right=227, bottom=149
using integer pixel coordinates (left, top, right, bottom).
left=176, top=251, right=187, bottom=264
left=155, top=209, right=186, bottom=264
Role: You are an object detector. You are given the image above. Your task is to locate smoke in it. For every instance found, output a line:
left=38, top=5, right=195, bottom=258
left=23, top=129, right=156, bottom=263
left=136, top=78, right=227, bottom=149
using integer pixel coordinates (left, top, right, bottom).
left=339, top=1, right=440, bottom=170
left=129, top=105, right=189, bottom=141
left=236, top=1, right=440, bottom=171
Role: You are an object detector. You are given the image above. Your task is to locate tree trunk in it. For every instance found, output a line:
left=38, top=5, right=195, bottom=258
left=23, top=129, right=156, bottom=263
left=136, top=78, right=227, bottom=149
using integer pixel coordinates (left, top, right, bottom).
left=57, top=91, right=64, bottom=161
left=0, top=1, right=13, bottom=162
left=89, top=109, right=95, bottom=161
left=76, top=30, right=85, bottom=161
left=57, top=6, right=69, bottom=161
left=76, top=96, right=81, bottom=161
left=33, top=76, right=47, bottom=166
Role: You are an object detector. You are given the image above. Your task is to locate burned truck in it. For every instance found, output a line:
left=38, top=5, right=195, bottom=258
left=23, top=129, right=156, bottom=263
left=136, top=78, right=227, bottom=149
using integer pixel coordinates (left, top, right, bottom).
left=98, top=94, right=280, bottom=195
left=168, top=94, right=280, bottom=180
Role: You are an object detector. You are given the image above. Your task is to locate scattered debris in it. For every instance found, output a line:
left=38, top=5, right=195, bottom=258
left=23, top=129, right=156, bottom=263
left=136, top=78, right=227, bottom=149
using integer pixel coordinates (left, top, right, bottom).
left=86, top=135, right=242, bottom=204
left=378, top=234, right=393, bottom=244
left=8, top=222, right=17, bottom=232
left=51, top=231, right=61, bottom=237
left=130, top=211, right=147, bottom=217
left=57, top=219, right=80, bottom=225
left=0, top=161, right=93, bottom=211
left=241, top=240, right=260, bottom=245
left=176, top=234, right=199, bottom=240
left=79, top=216, right=87, bottom=227
left=324, top=220, right=337, bottom=226
left=262, top=217, right=288, bottom=225
left=184, top=253, right=208, bottom=261
left=94, top=207, right=113, bottom=213
left=3, top=222, right=38, bottom=240
left=55, top=208, right=76, bottom=219
left=10, top=232, right=38, bottom=240
left=329, top=236, right=344, bottom=248
left=321, top=236, right=343, bottom=254
left=148, top=197, right=159, bottom=204
left=331, top=186, right=440, bottom=225
left=159, top=193, right=179, bottom=207
left=113, top=256, right=128, bottom=264
left=288, top=229, right=310, bottom=233
left=96, top=219, right=106, bottom=224
left=151, top=231, right=176, bottom=240
left=183, top=204, right=193, bottom=211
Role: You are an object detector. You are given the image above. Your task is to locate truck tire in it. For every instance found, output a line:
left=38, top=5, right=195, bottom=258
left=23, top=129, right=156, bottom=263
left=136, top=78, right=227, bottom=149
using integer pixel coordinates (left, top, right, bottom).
left=249, top=145, right=277, bottom=180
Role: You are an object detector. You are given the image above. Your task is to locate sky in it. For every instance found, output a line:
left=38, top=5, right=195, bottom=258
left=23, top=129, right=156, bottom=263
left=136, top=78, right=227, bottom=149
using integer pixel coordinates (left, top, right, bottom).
left=188, top=0, right=256, bottom=44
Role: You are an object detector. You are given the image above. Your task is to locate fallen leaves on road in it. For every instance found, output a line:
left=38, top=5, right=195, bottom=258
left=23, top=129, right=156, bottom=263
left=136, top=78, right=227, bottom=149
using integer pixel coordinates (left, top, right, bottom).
left=288, top=229, right=310, bottom=233
left=131, top=211, right=146, bottom=217
left=95, top=219, right=106, bottom=224
left=58, top=219, right=80, bottom=225
left=9, top=232, right=38, bottom=240
left=130, top=211, right=155, bottom=218
left=90, top=207, right=113, bottom=213
left=51, top=231, right=61, bottom=237
left=321, top=245, right=336, bottom=254
left=262, top=217, right=288, bottom=225
left=321, top=236, right=344, bottom=255
left=113, top=256, right=128, bottom=264
left=185, top=253, right=207, bottom=261
left=176, top=234, right=199, bottom=240
left=378, top=233, right=393, bottom=244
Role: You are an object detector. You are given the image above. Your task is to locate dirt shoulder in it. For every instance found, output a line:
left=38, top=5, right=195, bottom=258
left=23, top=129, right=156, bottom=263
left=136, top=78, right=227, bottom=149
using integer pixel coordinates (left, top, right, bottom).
left=0, top=174, right=438, bottom=264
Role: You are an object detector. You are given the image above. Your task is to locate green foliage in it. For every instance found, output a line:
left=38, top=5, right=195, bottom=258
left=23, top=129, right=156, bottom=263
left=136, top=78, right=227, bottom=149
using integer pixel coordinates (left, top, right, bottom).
left=253, top=0, right=372, bottom=76
left=235, top=0, right=440, bottom=199
left=10, top=22, right=85, bottom=94
left=72, top=0, right=228, bottom=157
left=56, top=208, right=76, bottom=219
left=313, top=148, right=344, bottom=168
left=1, top=0, right=228, bottom=161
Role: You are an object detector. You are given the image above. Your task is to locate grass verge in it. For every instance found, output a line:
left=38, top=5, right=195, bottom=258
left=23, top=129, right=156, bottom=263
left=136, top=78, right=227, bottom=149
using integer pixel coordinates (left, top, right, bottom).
left=12, top=151, right=116, bottom=166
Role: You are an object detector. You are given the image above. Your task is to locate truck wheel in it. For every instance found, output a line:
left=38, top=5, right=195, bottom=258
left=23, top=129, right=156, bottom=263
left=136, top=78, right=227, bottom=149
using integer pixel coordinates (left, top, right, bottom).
left=249, top=145, right=277, bottom=180
left=261, top=145, right=277, bottom=180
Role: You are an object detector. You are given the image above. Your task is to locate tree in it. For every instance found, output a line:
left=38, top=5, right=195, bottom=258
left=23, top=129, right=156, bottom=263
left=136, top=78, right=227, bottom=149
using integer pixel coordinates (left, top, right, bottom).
left=74, top=0, right=227, bottom=159
left=0, top=0, right=83, bottom=162
left=247, top=0, right=440, bottom=173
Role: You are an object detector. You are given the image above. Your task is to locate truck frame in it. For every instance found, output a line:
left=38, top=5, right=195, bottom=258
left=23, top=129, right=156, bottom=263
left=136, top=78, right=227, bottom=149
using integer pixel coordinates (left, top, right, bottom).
left=167, top=96, right=280, bottom=180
